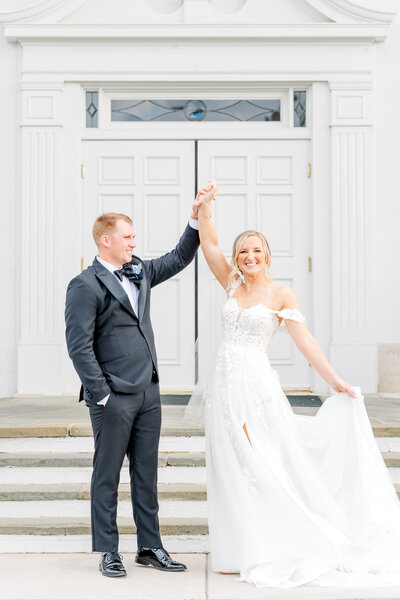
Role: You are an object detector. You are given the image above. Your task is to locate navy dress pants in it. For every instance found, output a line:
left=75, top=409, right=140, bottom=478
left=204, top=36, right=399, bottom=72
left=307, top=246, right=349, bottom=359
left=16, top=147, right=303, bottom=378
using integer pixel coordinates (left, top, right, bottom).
left=88, top=382, right=162, bottom=552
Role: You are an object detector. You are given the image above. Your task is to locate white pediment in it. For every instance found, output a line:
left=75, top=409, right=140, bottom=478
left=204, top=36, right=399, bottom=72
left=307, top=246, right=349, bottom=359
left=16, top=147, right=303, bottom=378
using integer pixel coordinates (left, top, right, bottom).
left=0, top=0, right=396, bottom=25
left=57, top=0, right=333, bottom=25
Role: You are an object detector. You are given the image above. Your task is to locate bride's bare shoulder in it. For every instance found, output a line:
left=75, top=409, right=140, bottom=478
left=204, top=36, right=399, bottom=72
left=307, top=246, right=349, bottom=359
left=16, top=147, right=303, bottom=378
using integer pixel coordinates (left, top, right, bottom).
left=272, top=283, right=300, bottom=310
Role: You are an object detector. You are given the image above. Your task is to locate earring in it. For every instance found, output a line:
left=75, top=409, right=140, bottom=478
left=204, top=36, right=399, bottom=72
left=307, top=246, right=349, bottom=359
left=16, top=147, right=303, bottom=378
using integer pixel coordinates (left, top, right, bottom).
left=237, top=269, right=245, bottom=284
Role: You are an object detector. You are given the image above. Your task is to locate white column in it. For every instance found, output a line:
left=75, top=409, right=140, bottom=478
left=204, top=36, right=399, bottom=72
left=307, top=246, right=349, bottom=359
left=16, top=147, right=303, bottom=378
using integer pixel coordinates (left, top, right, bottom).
left=329, top=83, right=377, bottom=392
left=17, top=85, right=64, bottom=394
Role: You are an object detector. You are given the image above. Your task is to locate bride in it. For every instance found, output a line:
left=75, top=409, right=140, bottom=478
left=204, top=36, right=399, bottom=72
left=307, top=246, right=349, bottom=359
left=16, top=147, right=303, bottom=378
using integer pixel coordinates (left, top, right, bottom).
left=192, top=181, right=400, bottom=588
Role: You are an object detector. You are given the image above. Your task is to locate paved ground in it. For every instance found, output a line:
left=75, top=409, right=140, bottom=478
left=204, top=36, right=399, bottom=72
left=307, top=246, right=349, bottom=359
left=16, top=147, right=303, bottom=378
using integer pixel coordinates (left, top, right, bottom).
left=1, top=393, right=400, bottom=432
left=0, top=553, right=400, bottom=600
left=0, top=396, right=204, bottom=436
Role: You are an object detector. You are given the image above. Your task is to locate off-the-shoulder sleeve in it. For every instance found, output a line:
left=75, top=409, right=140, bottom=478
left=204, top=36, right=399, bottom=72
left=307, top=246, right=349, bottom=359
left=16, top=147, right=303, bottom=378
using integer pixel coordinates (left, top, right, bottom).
left=275, top=308, right=306, bottom=324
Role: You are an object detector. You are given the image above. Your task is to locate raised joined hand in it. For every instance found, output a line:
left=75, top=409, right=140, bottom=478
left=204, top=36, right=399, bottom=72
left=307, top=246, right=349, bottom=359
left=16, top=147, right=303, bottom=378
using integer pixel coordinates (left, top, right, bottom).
left=196, top=181, right=218, bottom=206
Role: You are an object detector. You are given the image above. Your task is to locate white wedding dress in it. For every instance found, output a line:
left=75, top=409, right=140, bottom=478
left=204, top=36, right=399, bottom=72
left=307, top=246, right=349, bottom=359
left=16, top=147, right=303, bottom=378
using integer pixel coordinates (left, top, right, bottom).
left=204, top=288, right=400, bottom=588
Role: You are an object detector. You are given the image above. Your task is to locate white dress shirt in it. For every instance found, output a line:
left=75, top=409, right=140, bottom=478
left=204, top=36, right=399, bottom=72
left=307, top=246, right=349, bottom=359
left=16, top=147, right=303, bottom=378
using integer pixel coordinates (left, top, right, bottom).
left=96, top=256, right=140, bottom=315
left=96, top=218, right=199, bottom=405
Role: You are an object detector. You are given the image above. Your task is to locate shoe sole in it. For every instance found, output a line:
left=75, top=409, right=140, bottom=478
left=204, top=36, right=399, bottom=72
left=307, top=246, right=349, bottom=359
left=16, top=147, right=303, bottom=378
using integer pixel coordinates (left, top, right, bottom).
left=98, top=565, right=127, bottom=577
left=135, top=557, right=186, bottom=572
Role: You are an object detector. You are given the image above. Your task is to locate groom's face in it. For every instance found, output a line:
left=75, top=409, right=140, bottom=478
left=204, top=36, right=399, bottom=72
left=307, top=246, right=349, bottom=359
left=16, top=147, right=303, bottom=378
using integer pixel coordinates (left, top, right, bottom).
left=106, top=219, right=136, bottom=266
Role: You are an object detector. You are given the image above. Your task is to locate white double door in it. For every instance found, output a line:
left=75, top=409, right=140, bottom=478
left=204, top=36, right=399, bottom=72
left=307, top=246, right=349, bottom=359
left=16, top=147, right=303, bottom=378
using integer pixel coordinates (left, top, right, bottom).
left=83, top=139, right=311, bottom=391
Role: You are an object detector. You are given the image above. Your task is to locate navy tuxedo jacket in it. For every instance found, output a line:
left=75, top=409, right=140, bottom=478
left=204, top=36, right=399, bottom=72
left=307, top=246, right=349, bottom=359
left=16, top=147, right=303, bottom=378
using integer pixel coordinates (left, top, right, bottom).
left=65, top=224, right=199, bottom=404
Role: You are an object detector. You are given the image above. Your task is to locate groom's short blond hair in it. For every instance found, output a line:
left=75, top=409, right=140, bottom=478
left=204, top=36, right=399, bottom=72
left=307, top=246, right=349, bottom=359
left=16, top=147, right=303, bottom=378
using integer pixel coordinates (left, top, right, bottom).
left=92, top=213, right=132, bottom=246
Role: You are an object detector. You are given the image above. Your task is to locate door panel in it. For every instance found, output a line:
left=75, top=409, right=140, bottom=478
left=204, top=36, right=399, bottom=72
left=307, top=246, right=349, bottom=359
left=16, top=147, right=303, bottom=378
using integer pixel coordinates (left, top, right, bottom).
left=82, top=141, right=195, bottom=391
left=197, top=140, right=311, bottom=389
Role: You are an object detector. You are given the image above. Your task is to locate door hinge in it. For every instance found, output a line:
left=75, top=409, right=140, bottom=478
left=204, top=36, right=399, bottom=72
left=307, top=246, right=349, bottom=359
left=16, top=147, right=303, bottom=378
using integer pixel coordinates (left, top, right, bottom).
left=81, top=257, right=85, bottom=271
left=307, top=163, right=311, bottom=178
left=81, top=163, right=85, bottom=179
left=308, top=256, right=312, bottom=272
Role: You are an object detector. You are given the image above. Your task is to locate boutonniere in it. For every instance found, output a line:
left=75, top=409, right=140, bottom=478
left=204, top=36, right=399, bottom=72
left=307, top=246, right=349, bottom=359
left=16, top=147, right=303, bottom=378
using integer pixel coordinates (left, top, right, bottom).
left=132, top=263, right=142, bottom=277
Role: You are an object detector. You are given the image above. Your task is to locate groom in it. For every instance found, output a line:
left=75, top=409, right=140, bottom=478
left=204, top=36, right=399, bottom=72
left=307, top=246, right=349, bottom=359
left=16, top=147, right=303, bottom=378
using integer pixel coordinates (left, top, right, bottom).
left=65, top=202, right=200, bottom=577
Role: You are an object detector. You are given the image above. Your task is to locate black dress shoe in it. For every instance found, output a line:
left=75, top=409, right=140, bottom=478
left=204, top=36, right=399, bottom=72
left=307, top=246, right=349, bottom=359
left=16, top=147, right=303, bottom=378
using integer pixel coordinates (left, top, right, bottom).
left=99, top=552, right=127, bottom=577
left=135, top=547, right=186, bottom=571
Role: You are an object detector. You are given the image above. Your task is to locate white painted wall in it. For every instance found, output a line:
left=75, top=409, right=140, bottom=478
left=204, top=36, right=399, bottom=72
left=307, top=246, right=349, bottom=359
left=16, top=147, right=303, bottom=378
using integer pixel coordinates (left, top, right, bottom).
left=0, top=36, right=18, bottom=397
left=375, top=12, right=400, bottom=390
left=376, top=13, right=400, bottom=343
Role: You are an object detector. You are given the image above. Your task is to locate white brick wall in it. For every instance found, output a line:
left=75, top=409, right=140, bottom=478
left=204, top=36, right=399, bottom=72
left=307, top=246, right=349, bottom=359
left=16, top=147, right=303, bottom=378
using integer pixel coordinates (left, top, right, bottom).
left=0, top=37, right=17, bottom=397
left=376, top=14, right=400, bottom=344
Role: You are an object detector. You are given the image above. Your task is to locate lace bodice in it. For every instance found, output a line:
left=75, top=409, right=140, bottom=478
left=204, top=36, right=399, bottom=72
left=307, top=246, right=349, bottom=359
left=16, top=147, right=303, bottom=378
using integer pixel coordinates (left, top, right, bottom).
left=221, top=296, right=305, bottom=353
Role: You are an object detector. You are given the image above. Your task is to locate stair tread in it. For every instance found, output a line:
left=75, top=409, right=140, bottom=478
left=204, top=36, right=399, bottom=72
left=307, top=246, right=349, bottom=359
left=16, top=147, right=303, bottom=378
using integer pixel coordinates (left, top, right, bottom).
left=1, top=451, right=400, bottom=469
left=0, top=517, right=209, bottom=535
left=0, top=482, right=207, bottom=501
left=0, top=452, right=206, bottom=468
left=2, top=423, right=400, bottom=438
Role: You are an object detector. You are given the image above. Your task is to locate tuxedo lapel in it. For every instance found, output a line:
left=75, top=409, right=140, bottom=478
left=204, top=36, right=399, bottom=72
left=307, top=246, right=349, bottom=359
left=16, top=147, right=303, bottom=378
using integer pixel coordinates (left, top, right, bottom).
left=93, top=258, right=137, bottom=319
left=138, top=266, right=147, bottom=323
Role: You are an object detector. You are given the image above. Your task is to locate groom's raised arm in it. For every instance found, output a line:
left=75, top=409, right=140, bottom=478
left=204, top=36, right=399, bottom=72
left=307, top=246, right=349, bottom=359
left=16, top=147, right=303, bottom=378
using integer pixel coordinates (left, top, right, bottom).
left=144, top=218, right=200, bottom=288
left=65, top=277, right=111, bottom=402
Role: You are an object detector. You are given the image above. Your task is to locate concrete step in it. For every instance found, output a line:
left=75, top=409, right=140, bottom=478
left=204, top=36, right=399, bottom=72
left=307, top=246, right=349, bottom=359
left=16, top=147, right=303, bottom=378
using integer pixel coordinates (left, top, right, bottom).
left=1, top=434, right=399, bottom=453
left=3, top=450, right=400, bottom=470
left=0, top=482, right=207, bottom=502
left=0, top=517, right=209, bottom=536
left=2, top=481, right=400, bottom=502
left=0, top=436, right=205, bottom=453
left=381, top=452, right=400, bottom=467
left=0, top=499, right=207, bottom=519
left=0, top=466, right=206, bottom=485
left=2, top=422, right=400, bottom=438
left=0, top=452, right=206, bottom=469
left=0, top=424, right=205, bottom=438
left=0, top=533, right=209, bottom=553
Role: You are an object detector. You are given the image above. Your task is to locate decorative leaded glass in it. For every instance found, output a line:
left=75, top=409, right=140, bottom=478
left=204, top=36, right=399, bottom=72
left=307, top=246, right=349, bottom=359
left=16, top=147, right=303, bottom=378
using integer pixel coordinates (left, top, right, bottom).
left=86, top=91, right=99, bottom=128
left=111, top=99, right=281, bottom=122
left=294, top=91, right=306, bottom=127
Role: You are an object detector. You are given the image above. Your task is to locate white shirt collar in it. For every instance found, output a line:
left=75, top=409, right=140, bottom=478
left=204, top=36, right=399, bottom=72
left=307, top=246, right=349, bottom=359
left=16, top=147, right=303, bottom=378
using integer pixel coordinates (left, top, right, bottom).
left=96, top=256, right=121, bottom=274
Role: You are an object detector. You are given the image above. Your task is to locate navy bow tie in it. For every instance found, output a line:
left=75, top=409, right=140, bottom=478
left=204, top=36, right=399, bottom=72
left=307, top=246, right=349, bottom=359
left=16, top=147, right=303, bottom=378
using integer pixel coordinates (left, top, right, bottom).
left=114, top=263, right=143, bottom=285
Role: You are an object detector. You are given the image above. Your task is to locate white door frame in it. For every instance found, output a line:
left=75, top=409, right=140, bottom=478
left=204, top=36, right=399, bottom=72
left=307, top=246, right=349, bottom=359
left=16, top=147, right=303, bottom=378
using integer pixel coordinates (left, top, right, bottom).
left=79, top=85, right=317, bottom=392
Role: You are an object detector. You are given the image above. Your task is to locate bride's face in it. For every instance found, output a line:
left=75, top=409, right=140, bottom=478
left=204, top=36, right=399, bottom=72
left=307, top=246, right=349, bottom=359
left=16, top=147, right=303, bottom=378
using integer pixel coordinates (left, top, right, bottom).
left=237, top=236, right=267, bottom=277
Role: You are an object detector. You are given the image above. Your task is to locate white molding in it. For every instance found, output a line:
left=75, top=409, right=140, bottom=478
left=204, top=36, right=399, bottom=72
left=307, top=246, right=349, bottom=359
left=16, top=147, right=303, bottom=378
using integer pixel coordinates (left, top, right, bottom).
left=331, top=126, right=373, bottom=339
left=20, top=126, right=63, bottom=341
left=330, top=107, right=377, bottom=390
left=0, top=0, right=86, bottom=24
left=0, top=0, right=396, bottom=26
left=331, top=88, right=371, bottom=124
left=3, top=23, right=392, bottom=42
left=14, top=41, right=376, bottom=85
left=329, top=80, right=373, bottom=90
left=20, top=81, right=64, bottom=90
left=21, top=88, right=63, bottom=126
left=306, top=0, right=397, bottom=24
left=81, top=128, right=312, bottom=141
left=18, top=122, right=64, bottom=393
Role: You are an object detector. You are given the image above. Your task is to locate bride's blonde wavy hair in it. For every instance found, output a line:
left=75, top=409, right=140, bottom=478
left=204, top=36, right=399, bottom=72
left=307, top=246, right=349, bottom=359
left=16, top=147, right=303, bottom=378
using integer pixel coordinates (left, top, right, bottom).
left=227, top=230, right=272, bottom=292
